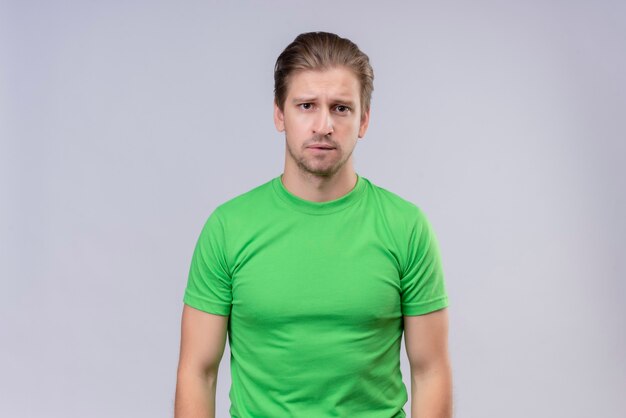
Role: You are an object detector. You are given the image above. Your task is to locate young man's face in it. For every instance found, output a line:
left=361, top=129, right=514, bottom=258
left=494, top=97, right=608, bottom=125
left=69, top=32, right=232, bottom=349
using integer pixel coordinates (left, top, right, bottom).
left=274, top=66, right=370, bottom=178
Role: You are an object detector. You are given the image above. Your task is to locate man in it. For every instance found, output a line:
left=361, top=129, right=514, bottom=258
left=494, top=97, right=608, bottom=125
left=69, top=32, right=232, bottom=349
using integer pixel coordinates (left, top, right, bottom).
left=175, top=31, right=452, bottom=418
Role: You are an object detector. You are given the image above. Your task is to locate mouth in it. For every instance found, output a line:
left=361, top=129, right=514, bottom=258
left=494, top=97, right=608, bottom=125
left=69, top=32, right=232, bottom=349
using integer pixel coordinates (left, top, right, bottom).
left=307, top=145, right=336, bottom=150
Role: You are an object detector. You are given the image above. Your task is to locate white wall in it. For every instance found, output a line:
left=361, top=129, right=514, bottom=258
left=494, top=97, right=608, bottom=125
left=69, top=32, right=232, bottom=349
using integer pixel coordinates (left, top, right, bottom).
left=1, top=1, right=624, bottom=417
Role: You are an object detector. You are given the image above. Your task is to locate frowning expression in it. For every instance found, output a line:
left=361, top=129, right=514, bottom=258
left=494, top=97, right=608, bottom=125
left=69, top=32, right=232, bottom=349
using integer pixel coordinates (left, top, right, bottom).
left=274, top=67, right=370, bottom=178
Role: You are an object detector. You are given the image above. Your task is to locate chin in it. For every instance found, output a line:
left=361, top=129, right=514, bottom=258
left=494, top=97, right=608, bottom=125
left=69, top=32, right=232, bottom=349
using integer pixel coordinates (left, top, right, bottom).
left=307, top=163, right=345, bottom=177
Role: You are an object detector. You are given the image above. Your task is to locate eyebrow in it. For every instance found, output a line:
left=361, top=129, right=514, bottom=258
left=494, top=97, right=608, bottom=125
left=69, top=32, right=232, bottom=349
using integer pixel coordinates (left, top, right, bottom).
left=291, top=97, right=356, bottom=107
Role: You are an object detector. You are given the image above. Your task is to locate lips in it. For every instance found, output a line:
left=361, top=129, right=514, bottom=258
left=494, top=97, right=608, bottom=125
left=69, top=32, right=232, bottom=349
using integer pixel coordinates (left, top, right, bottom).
left=307, top=144, right=335, bottom=149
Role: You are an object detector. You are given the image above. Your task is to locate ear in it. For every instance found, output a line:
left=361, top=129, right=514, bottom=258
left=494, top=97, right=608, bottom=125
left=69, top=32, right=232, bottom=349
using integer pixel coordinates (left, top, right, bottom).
left=274, top=101, right=285, bottom=132
left=358, top=108, right=370, bottom=138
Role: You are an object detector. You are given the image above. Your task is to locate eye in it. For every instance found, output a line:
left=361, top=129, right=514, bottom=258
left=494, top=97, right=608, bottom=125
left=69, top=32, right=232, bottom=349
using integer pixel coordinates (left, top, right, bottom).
left=299, top=103, right=313, bottom=110
left=334, top=105, right=350, bottom=113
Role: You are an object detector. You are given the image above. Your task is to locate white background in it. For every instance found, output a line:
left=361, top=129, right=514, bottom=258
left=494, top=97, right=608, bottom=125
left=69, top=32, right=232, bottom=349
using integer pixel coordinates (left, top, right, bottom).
left=1, top=1, right=624, bottom=417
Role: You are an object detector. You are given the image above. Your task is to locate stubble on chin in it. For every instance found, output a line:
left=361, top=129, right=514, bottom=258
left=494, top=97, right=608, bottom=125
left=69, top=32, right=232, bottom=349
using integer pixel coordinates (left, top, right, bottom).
left=285, top=139, right=345, bottom=178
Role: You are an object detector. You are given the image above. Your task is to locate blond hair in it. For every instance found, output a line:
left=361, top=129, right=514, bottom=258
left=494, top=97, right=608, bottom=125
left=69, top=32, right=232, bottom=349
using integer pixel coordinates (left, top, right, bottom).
left=274, top=32, right=374, bottom=117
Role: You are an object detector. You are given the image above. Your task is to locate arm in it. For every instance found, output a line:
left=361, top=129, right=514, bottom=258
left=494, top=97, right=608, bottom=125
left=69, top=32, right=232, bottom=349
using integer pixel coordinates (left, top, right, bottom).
left=404, top=307, right=453, bottom=418
left=175, top=304, right=229, bottom=418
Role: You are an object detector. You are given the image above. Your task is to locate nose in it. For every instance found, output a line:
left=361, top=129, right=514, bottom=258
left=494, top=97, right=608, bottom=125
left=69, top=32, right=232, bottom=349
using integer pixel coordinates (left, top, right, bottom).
left=312, top=108, right=334, bottom=136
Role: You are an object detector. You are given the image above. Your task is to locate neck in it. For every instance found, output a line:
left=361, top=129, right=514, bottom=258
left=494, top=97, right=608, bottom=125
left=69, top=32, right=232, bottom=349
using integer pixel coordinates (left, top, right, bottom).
left=281, top=164, right=358, bottom=203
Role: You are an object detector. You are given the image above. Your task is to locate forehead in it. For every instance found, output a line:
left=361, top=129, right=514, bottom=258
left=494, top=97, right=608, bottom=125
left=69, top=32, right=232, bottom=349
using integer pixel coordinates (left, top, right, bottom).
left=286, top=67, right=361, bottom=99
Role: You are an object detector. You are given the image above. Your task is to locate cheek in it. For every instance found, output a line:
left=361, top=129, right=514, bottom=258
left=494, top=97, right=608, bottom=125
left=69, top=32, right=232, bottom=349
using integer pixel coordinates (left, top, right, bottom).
left=339, top=119, right=362, bottom=134
left=284, top=121, right=309, bottom=141
left=285, top=113, right=310, bottom=130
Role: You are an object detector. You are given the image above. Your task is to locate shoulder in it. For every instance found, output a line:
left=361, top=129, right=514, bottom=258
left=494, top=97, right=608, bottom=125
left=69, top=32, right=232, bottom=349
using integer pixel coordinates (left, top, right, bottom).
left=210, top=176, right=276, bottom=225
left=362, top=176, right=427, bottom=225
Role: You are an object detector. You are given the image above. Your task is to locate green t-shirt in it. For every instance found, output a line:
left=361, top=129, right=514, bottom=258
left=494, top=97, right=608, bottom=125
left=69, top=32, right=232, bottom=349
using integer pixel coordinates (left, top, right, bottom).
left=183, top=173, right=449, bottom=418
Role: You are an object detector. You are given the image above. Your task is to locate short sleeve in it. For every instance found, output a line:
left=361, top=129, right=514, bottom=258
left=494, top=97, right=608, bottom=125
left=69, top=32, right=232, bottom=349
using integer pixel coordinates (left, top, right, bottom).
left=183, top=208, right=232, bottom=316
left=400, top=208, right=449, bottom=316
